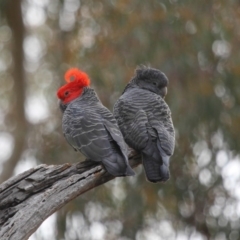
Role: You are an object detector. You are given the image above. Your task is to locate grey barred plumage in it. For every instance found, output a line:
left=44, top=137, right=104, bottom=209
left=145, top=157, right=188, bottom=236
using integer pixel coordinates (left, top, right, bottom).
left=60, top=85, right=135, bottom=177
left=113, top=66, right=175, bottom=183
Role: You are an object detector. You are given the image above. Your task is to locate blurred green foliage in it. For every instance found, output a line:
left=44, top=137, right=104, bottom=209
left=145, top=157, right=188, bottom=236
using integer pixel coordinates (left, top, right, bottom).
left=1, top=0, right=240, bottom=239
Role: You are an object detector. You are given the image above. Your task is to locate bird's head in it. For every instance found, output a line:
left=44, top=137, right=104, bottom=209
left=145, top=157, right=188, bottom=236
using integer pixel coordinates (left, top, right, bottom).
left=134, top=66, right=168, bottom=98
left=57, top=68, right=91, bottom=106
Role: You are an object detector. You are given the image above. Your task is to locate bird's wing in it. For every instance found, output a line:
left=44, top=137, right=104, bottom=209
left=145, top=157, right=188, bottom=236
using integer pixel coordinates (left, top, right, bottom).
left=91, top=103, right=130, bottom=158
left=102, top=119, right=128, bottom=158
left=115, top=100, right=149, bottom=150
left=147, top=110, right=175, bottom=156
left=63, top=110, right=113, bottom=162
left=103, top=119, right=135, bottom=176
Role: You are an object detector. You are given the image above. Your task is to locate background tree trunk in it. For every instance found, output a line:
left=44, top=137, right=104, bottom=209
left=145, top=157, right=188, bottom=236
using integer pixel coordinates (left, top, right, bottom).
left=0, top=152, right=141, bottom=240
left=0, top=0, right=27, bottom=183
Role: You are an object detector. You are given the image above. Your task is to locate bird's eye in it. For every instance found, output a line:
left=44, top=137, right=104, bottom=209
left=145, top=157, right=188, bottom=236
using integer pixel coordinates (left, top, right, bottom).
left=65, top=91, right=69, bottom=96
left=153, top=82, right=157, bottom=86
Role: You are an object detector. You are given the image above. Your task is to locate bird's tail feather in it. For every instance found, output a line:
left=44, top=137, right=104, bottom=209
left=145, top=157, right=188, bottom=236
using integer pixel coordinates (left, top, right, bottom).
left=125, top=165, right=135, bottom=176
left=142, top=152, right=170, bottom=183
left=141, top=136, right=170, bottom=183
left=102, top=156, right=135, bottom=177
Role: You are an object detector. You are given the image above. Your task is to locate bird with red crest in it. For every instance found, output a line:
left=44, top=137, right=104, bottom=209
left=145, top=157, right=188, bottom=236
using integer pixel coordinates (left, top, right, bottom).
left=57, top=68, right=135, bottom=177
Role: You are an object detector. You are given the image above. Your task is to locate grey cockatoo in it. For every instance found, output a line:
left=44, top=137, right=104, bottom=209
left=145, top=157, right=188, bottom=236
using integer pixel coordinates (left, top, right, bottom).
left=113, top=66, right=175, bottom=182
left=57, top=68, right=135, bottom=177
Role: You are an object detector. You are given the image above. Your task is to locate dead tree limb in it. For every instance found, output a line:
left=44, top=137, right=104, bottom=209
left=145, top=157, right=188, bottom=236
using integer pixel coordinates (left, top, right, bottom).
left=0, top=152, right=141, bottom=240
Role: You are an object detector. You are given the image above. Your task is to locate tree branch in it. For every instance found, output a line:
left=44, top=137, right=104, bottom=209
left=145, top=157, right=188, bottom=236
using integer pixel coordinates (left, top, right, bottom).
left=0, top=152, right=141, bottom=240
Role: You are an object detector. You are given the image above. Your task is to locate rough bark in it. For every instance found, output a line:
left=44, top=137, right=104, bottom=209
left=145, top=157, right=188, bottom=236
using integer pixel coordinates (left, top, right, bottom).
left=0, top=152, right=141, bottom=240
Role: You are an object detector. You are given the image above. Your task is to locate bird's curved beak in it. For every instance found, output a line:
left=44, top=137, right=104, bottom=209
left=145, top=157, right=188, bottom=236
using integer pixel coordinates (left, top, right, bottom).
left=161, top=87, right=167, bottom=98
left=59, top=100, right=67, bottom=113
